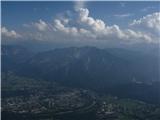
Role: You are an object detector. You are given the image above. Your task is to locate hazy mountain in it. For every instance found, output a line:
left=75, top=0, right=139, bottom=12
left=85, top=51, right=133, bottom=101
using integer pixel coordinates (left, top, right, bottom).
left=2, top=45, right=160, bottom=104
left=1, top=45, right=33, bottom=72
left=22, top=47, right=132, bottom=89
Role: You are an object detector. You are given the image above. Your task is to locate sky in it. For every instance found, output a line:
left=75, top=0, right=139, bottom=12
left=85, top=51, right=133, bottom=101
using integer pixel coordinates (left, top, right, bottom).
left=1, top=1, right=160, bottom=48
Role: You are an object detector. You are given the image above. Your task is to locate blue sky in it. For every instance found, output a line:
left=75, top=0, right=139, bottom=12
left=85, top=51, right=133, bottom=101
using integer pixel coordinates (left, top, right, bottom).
left=2, top=1, right=159, bottom=28
left=2, top=2, right=74, bottom=28
left=2, top=1, right=160, bottom=47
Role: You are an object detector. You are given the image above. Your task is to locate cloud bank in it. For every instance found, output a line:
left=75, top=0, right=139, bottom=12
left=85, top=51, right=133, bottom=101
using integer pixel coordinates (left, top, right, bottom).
left=2, top=5, right=160, bottom=46
left=52, top=8, right=156, bottom=43
left=130, top=12, right=160, bottom=33
left=1, top=27, right=21, bottom=39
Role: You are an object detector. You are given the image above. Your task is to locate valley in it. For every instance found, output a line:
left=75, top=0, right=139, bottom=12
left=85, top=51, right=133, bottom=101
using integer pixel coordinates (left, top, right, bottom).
left=1, top=45, right=160, bottom=120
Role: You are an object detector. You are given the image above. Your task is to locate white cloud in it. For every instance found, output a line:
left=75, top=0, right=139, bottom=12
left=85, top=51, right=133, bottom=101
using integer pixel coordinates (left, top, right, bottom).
left=53, top=8, right=153, bottom=43
left=130, top=12, right=160, bottom=32
left=1, top=27, right=21, bottom=39
left=54, top=19, right=78, bottom=36
left=34, top=19, right=49, bottom=31
left=77, top=8, right=106, bottom=31
left=4, top=7, right=158, bottom=45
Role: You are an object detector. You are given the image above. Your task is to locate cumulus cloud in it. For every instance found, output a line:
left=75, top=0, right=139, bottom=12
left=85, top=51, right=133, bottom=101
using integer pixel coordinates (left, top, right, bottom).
left=54, top=19, right=78, bottom=36
left=130, top=12, right=160, bottom=32
left=77, top=8, right=106, bottom=31
left=1, top=27, right=21, bottom=39
left=53, top=8, right=153, bottom=43
left=3, top=6, right=158, bottom=45
left=34, top=19, right=49, bottom=31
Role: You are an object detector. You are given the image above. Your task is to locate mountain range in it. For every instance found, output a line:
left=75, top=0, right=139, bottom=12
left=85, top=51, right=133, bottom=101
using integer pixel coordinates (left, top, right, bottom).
left=2, top=45, right=160, bottom=104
